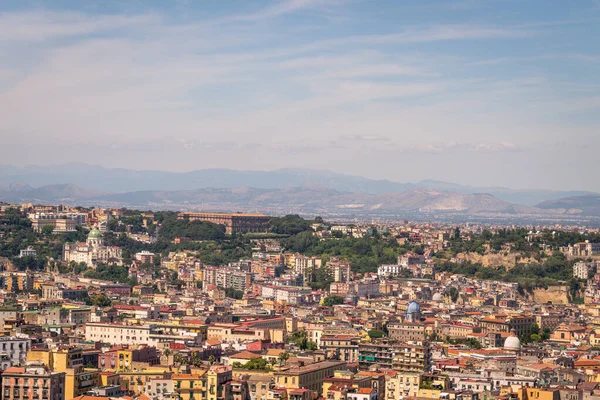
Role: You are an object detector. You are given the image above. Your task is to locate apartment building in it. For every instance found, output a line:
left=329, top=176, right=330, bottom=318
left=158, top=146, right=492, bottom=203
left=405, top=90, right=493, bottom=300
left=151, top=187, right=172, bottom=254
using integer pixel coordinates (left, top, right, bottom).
left=385, top=371, right=422, bottom=398
left=326, top=258, right=351, bottom=283
left=480, top=314, right=537, bottom=337
left=203, top=267, right=252, bottom=292
left=294, top=255, right=322, bottom=283
left=273, top=361, right=347, bottom=394
left=26, top=347, right=99, bottom=400
left=1, top=363, right=65, bottom=400
left=85, top=322, right=152, bottom=345
left=320, top=335, right=361, bottom=363
left=573, top=261, right=592, bottom=280
left=0, top=337, right=31, bottom=370
left=387, top=322, right=427, bottom=342
left=359, top=340, right=431, bottom=372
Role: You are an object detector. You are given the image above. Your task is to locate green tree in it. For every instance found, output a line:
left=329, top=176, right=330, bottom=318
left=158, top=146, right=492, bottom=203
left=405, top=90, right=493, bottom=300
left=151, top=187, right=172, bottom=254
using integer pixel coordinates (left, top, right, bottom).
left=322, top=296, right=344, bottom=307
left=368, top=330, right=386, bottom=339
left=41, top=225, right=55, bottom=236
left=87, top=293, right=112, bottom=307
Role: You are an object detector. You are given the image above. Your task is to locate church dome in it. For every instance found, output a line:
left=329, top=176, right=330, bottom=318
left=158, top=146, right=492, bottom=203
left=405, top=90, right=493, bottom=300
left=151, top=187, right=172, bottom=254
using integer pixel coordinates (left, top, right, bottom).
left=432, top=293, right=443, bottom=302
left=88, top=229, right=102, bottom=239
left=504, top=331, right=521, bottom=350
left=406, top=300, right=420, bottom=314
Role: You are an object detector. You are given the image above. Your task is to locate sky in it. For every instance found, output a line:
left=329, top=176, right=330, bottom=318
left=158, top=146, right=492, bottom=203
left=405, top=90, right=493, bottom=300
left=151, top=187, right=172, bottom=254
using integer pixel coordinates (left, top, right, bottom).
left=0, top=0, right=599, bottom=191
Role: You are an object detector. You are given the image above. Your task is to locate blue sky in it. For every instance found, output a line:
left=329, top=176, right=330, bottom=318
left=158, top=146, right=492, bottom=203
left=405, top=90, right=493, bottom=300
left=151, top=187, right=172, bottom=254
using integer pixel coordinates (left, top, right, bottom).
left=0, top=0, right=599, bottom=191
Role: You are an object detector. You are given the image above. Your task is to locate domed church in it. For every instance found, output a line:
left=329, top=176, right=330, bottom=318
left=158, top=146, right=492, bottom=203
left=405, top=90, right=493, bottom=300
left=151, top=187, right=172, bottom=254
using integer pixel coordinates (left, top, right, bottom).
left=405, top=300, right=421, bottom=322
left=503, top=329, right=521, bottom=352
left=63, top=229, right=123, bottom=268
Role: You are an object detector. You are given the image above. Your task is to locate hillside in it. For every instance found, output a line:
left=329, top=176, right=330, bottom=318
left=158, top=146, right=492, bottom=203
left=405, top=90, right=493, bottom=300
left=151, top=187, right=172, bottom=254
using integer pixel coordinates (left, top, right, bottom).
left=0, top=182, right=561, bottom=219
left=537, top=194, right=600, bottom=215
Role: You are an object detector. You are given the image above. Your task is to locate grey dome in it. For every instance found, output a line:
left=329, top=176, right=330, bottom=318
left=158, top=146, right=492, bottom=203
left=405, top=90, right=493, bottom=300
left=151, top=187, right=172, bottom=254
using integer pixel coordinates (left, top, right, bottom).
left=406, top=300, right=420, bottom=314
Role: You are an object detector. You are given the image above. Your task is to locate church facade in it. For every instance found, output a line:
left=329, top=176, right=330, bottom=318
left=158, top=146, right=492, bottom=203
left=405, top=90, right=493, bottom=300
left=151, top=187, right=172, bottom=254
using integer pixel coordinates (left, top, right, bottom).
left=63, top=229, right=123, bottom=268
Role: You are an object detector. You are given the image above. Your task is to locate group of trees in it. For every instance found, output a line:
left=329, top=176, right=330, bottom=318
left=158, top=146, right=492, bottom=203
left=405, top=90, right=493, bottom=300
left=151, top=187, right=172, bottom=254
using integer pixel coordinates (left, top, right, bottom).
left=270, top=215, right=313, bottom=235
left=84, top=264, right=136, bottom=286
left=224, top=287, right=244, bottom=299
left=438, top=253, right=579, bottom=291
left=322, top=295, right=344, bottom=306
left=288, top=331, right=318, bottom=351
left=159, top=217, right=226, bottom=241
left=521, top=324, right=551, bottom=344
left=282, top=233, right=405, bottom=275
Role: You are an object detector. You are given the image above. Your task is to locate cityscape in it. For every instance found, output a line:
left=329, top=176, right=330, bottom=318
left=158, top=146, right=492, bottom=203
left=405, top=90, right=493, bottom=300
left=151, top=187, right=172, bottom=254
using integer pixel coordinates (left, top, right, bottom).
left=1, top=1, right=600, bottom=400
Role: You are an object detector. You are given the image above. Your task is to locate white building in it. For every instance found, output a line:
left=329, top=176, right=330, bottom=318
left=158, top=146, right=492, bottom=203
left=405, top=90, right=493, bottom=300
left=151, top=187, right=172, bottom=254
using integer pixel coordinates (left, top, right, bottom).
left=378, top=264, right=402, bottom=277
left=573, top=261, right=591, bottom=280
left=63, top=229, right=123, bottom=268
left=85, top=322, right=151, bottom=345
left=19, top=246, right=37, bottom=258
left=0, top=336, right=31, bottom=369
left=293, top=255, right=322, bottom=283
left=570, top=241, right=600, bottom=257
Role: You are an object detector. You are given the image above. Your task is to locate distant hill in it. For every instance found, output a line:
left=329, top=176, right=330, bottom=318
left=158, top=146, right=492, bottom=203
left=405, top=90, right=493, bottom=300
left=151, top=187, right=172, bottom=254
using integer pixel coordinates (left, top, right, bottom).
left=0, top=163, right=594, bottom=206
left=0, top=183, right=558, bottom=218
left=0, top=183, right=104, bottom=203
left=537, top=194, right=600, bottom=216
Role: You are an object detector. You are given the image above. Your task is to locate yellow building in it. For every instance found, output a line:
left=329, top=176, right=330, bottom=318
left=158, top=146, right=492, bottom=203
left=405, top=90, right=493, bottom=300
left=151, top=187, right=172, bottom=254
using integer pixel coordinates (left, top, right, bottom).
left=173, top=372, right=207, bottom=400
left=27, top=347, right=99, bottom=399
left=173, top=365, right=234, bottom=400
left=99, top=371, right=120, bottom=386
left=5, top=273, right=33, bottom=292
left=322, top=370, right=372, bottom=397
left=518, top=387, right=560, bottom=400
left=274, top=361, right=346, bottom=394
left=118, top=367, right=172, bottom=395
left=386, top=371, right=418, bottom=400
left=416, top=375, right=450, bottom=399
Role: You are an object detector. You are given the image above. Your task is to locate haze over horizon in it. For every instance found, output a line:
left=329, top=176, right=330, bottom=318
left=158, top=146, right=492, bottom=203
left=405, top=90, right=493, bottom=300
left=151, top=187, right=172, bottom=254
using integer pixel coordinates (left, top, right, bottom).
left=1, top=1, right=599, bottom=191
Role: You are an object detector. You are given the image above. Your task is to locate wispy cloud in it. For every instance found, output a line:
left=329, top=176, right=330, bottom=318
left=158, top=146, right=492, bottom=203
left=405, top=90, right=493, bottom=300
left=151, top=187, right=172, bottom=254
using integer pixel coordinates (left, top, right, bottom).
left=398, top=141, right=521, bottom=154
left=0, top=10, right=157, bottom=42
left=228, top=0, right=347, bottom=21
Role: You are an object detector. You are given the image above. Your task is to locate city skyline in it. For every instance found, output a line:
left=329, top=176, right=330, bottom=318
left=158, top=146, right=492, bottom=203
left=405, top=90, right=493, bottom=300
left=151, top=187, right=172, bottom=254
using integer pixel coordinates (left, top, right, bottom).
left=1, top=1, right=599, bottom=191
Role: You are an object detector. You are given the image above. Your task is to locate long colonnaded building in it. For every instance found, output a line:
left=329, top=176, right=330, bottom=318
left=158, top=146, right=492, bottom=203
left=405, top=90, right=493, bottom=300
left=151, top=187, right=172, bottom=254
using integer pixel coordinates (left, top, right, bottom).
left=177, top=212, right=271, bottom=234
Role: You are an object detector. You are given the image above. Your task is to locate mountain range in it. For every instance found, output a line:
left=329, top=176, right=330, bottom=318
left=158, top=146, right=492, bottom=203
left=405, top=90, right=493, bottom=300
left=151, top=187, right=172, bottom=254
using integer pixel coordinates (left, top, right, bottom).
left=0, top=163, right=593, bottom=206
left=1, top=164, right=599, bottom=221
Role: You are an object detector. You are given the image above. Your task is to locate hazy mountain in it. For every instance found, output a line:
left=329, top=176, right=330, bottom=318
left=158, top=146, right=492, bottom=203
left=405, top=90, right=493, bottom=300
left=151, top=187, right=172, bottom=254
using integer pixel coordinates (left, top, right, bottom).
left=0, top=163, right=594, bottom=205
left=0, top=182, right=555, bottom=218
left=537, top=194, right=600, bottom=216
left=414, top=180, right=593, bottom=205
left=0, top=163, right=414, bottom=194
left=0, top=183, right=104, bottom=203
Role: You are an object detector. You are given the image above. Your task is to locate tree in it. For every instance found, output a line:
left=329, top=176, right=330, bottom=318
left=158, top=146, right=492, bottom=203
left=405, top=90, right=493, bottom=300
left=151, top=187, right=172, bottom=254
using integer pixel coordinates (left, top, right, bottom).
left=445, top=287, right=459, bottom=303
left=208, top=355, right=216, bottom=365
left=278, top=352, right=290, bottom=366
left=322, top=296, right=344, bottom=307
left=242, top=357, right=271, bottom=371
left=270, top=215, right=312, bottom=235
left=87, top=293, right=112, bottom=307
left=41, top=225, right=54, bottom=236
left=306, top=341, right=318, bottom=351
left=368, top=330, right=386, bottom=339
